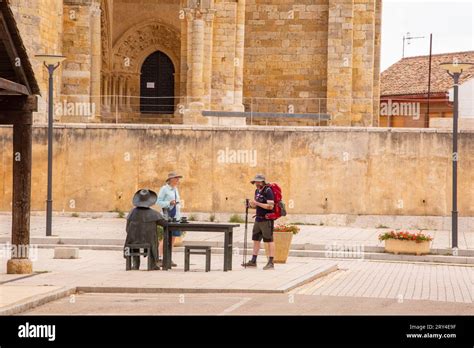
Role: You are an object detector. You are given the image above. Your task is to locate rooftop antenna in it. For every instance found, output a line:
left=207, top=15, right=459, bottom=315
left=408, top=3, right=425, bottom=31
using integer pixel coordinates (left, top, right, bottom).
left=402, top=32, right=425, bottom=58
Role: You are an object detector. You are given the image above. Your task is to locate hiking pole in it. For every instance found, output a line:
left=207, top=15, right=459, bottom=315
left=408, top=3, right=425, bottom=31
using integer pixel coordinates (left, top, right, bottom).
left=243, top=199, right=249, bottom=268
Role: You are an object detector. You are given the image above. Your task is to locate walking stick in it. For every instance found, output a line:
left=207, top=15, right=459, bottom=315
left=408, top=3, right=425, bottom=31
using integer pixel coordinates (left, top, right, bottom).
left=243, top=199, right=249, bottom=268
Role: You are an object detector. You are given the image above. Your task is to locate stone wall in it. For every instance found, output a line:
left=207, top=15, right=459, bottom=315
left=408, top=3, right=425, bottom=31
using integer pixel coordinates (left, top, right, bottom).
left=210, top=0, right=245, bottom=112
left=10, top=0, right=382, bottom=126
left=10, top=0, right=64, bottom=122
left=243, top=0, right=381, bottom=126
left=243, top=0, right=328, bottom=115
left=61, top=0, right=101, bottom=122
left=0, top=125, right=473, bottom=219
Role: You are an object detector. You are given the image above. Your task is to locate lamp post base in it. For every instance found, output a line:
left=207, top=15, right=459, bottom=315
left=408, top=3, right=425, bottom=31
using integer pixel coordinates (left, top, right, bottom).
left=7, top=258, right=33, bottom=274
left=451, top=210, right=458, bottom=249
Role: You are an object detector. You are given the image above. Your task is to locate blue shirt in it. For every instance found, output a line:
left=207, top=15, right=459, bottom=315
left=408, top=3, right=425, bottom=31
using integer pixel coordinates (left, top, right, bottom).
left=156, top=184, right=181, bottom=220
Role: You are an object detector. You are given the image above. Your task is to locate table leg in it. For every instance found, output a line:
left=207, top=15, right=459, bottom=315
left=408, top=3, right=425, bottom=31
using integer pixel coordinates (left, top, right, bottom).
left=167, top=227, right=173, bottom=269
left=163, top=226, right=170, bottom=270
left=228, top=229, right=233, bottom=271
left=223, top=230, right=229, bottom=272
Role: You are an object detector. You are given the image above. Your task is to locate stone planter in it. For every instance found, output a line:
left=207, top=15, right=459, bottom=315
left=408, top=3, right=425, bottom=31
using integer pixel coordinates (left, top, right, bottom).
left=264, top=231, right=293, bottom=263
left=384, top=239, right=431, bottom=255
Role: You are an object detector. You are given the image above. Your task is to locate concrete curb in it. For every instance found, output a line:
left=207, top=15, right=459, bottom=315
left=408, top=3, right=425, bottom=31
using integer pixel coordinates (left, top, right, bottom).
left=27, top=243, right=474, bottom=265
left=1, top=236, right=472, bottom=256
left=76, top=264, right=339, bottom=295
left=1, top=234, right=473, bottom=264
left=76, top=286, right=286, bottom=294
left=0, top=286, right=76, bottom=315
left=277, top=264, right=339, bottom=292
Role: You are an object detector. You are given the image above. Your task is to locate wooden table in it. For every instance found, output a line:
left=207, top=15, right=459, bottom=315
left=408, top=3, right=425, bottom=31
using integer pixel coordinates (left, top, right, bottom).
left=162, top=223, right=240, bottom=271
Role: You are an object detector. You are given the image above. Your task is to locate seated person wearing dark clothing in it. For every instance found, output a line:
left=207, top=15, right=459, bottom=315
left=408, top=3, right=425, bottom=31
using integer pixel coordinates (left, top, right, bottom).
left=124, top=189, right=168, bottom=270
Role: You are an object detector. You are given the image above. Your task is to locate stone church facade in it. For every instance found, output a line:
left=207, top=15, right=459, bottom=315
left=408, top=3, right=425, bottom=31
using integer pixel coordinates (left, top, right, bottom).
left=9, top=0, right=382, bottom=126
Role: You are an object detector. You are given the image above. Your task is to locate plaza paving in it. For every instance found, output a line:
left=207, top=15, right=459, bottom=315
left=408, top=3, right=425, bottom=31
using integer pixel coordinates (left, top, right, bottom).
left=0, top=248, right=337, bottom=314
left=0, top=214, right=472, bottom=314
left=23, top=292, right=474, bottom=315
left=0, top=248, right=472, bottom=314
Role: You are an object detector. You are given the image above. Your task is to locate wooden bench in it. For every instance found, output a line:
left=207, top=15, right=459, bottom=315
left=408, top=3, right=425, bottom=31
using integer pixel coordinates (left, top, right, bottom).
left=124, top=243, right=154, bottom=271
left=184, top=245, right=211, bottom=272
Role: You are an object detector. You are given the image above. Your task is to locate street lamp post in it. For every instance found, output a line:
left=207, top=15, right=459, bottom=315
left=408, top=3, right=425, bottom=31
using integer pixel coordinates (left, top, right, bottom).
left=440, top=61, right=474, bottom=251
left=35, top=54, right=66, bottom=237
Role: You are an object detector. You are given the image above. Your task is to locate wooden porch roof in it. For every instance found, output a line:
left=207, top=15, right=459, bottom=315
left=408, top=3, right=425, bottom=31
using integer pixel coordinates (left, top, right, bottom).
left=0, top=0, right=40, bottom=96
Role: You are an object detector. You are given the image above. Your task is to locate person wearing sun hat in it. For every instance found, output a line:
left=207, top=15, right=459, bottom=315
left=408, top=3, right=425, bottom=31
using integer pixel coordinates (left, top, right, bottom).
left=124, top=189, right=168, bottom=270
left=156, top=171, right=183, bottom=267
left=242, top=174, right=276, bottom=270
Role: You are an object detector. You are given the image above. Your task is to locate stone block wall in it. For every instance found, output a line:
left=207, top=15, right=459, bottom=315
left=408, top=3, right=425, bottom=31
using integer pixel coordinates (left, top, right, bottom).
left=243, top=0, right=381, bottom=126
left=211, top=0, right=241, bottom=111
left=61, top=0, right=101, bottom=122
left=10, top=0, right=64, bottom=122
left=243, top=0, right=328, bottom=116
left=10, top=0, right=382, bottom=126
left=0, top=125, right=472, bottom=219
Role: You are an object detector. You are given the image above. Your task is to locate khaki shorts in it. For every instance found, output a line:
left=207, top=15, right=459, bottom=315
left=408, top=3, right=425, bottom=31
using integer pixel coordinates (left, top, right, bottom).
left=252, top=220, right=274, bottom=242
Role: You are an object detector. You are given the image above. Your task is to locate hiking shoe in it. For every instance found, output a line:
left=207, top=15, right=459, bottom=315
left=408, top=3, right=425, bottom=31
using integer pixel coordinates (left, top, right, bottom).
left=242, top=260, right=257, bottom=267
left=263, top=262, right=274, bottom=270
left=157, top=259, right=176, bottom=267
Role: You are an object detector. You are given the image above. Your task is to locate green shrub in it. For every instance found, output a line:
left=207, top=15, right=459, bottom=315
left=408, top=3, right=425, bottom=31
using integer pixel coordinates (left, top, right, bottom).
left=229, top=214, right=244, bottom=223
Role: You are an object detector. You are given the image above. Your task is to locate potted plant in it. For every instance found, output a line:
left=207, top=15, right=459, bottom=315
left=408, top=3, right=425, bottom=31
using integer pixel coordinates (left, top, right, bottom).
left=264, top=224, right=300, bottom=263
left=378, top=230, right=433, bottom=255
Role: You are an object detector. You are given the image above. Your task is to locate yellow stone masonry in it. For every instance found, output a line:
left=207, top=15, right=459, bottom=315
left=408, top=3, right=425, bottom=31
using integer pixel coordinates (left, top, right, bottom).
left=10, top=0, right=382, bottom=126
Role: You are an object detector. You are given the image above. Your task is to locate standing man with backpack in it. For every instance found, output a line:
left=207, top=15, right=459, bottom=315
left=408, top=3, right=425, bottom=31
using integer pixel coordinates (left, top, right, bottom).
left=243, top=174, right=276, bottom=270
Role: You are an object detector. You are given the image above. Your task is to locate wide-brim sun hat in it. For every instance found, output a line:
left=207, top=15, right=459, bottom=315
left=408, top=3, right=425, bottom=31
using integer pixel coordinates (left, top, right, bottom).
left=250, top=174, right=266, bottom=184
left=132, top=189, right=157, bottom=207
left=166, top=171, right=183, bottom=183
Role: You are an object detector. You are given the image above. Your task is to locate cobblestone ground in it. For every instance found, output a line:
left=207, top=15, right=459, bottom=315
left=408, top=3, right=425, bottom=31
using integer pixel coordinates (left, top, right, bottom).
left=19, top=259, right=474, bottom=315
left=291, top=260, right=473, bottom=304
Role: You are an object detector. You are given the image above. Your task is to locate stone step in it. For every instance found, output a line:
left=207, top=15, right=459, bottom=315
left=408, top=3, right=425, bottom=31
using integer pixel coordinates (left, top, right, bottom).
left=31, top=244, right=474, bottom=265
left=1, top=236, right=472, bottom=257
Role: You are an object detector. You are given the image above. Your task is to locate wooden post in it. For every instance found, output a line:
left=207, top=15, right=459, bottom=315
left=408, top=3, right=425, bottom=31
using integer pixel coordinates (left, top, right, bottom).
left=7, top=111, right=33, bottom=274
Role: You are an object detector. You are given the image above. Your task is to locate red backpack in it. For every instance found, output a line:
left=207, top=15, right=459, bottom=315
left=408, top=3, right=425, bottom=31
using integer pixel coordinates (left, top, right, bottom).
left=263, top=183, right=286, bottom=220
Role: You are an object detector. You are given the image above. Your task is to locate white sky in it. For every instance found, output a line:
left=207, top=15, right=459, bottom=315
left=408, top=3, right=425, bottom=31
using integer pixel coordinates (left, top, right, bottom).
left=381, top=0, right=474, bottom=71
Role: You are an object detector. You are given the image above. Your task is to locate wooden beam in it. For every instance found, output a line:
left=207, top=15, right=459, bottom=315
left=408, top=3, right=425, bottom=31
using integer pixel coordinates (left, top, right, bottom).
left=0, top=112, right=15, bottom=124
left=0, top=111, right=33, bottom=124
left=0, top=77, right=29, bottom=95
left=0, top=13, right=32, bottom=94
left=11, top=112, right=33, bottom=258
left=0, top=95, right=37, bottom=112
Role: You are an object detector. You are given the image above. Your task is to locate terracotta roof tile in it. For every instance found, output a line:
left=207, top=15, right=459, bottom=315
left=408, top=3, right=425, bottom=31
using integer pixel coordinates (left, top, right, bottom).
left=381, top=51, right=474, bottom=97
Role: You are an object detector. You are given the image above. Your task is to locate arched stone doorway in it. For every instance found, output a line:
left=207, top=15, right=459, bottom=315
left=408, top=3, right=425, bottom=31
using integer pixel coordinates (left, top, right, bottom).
left=140, top=51, right=175, bottom=114
left=103, top=20, right=181, bottom=121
